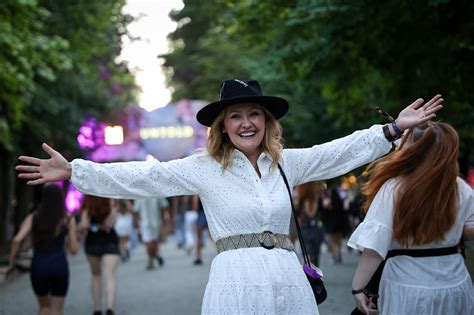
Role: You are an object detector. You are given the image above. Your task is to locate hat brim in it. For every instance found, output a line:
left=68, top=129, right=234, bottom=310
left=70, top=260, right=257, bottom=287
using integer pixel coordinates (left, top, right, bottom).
left=196, top=96, right=289, bottom=127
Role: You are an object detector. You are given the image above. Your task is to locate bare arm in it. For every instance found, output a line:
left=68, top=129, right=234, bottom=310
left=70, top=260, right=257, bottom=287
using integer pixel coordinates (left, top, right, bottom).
left=67, top=216, right=79, bottom=255
left=463, top=225, right=474, bottom=242
left=7, top=214, right=33, bottom=273
left=352, top=249, right=383, bottom=314
left=77, top=210, right=90, bottom=239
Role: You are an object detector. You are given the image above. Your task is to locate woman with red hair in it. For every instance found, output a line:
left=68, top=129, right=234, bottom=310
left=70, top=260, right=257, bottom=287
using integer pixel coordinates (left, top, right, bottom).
left=79, top=195, right=120, bottom=315
left=349, top=122, right=474, bottom=314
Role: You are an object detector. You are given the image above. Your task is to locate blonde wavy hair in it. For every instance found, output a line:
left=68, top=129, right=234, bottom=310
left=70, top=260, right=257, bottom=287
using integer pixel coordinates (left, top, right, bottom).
left=207, top=105, right=284, bottom=169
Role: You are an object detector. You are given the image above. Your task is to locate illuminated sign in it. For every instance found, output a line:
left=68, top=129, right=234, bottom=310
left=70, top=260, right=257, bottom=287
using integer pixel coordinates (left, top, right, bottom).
left=139, top=125, right=194, bottom=139
left=105, top=126, right=124, bottom=145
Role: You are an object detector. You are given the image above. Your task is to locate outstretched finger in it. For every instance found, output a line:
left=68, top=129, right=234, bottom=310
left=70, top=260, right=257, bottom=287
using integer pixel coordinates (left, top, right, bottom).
left=423, top=97, right=443, bottom=111
left=423, top=94, right=442, bottom=107
left=42, top=143, right=59, bottom=158
left=18, top=173, right=42, bottom=180
left=27, top=178, right=46, bottom=186
left=409, top=98, right=425, bottom=109
left=420, top=112, right=437, bottom=123
left=426, top=104, right=444, bottom=115
left=18, top=156, right=42, bottom=165
left=15, top=165, right=40, bottom=173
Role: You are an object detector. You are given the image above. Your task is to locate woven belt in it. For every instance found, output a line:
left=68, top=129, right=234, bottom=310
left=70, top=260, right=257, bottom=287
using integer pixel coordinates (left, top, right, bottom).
left=216, top=231, right=294, bottom=254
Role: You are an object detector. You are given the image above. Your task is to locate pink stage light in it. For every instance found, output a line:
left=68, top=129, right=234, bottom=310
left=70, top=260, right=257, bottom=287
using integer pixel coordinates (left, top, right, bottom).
left=65, top=184, right=83, bottom=213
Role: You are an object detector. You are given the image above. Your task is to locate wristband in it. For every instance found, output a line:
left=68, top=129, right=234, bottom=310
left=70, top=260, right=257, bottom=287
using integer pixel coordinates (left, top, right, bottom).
left=382, top=124, right=399, bottom=142
left=391, top=120, right=403, bottom=136
left=351, top=289, right=366, bottom=295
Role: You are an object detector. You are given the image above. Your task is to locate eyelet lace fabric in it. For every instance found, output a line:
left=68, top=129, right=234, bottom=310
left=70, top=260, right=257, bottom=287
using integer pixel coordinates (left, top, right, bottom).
left=72, top=125, right=390, bottom=314
left=348, top=178, right=474, bottom=315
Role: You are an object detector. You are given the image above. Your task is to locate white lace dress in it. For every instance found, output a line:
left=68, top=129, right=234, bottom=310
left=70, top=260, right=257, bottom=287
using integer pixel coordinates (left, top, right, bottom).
left=348, top=178, right=474, bottom=315
left=71, top=125, right=390, bottom=315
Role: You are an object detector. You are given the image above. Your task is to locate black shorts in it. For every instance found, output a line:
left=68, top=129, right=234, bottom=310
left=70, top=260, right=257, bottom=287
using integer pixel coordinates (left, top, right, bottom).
left=30, top=253, right=69, bottom=296
left=85, top=228, right=120, bottom=256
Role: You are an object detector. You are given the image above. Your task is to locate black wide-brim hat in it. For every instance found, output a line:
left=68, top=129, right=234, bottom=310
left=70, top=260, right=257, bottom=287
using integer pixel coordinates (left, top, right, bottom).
left=196, top=79, right=289, bottom=127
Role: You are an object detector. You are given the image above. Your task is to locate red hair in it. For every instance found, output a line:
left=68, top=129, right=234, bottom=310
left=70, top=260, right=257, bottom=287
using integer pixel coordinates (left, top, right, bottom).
left=82, top=195, right=112, bottom=224
left=362, top=122, right=459, bottom=246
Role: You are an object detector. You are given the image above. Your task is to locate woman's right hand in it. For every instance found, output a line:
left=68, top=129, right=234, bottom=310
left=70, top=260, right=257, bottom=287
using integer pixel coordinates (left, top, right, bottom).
left=353, top=292, right=377, bottom=314
left=16, top=143, right=71, bottom=185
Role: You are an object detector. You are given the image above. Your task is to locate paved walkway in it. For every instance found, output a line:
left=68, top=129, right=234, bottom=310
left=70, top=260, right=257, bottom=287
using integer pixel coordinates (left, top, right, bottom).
left=0, top=238, right=359, bottom=314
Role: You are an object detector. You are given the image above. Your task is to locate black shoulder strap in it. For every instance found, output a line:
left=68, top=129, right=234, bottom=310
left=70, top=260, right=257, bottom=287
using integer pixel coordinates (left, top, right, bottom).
left=277, top=163, right=311, bottom=266
left=386, top=246, right=459, bottom=259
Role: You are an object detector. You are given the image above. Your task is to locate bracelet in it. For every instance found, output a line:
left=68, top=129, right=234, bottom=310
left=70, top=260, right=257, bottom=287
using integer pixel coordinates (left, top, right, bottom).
left=391, top=120, right=403, bottom=136
left=382, top=124, right=399, bottom=142
left=351, top=289, right=365, bottom=295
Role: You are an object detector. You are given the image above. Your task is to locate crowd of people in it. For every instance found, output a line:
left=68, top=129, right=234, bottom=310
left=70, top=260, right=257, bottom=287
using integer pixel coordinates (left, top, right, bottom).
left=5, top=191, right=210, bottom=315
left=7, top=78, right=474, bottom=315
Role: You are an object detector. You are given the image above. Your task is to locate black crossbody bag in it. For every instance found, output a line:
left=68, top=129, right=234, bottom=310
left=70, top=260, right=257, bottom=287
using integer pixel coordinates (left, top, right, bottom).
left=278, top=164, right=328, bottom=305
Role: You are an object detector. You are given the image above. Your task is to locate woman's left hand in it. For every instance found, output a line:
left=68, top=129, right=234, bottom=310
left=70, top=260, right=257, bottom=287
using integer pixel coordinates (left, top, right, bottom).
left=395, top=94, right=444, bottom=131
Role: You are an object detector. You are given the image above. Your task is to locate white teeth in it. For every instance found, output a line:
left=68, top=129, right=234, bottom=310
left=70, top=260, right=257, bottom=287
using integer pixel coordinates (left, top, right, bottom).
left=240, top=131, right=255, bottom=137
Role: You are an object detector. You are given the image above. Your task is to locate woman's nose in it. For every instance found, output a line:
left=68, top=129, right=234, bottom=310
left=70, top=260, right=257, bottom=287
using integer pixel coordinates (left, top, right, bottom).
left=242, top=116, right=252, bottom=127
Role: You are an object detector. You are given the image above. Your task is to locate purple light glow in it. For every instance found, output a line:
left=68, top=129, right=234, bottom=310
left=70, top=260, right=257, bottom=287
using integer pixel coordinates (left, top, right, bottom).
left=65, top=184, right=83, bottom=213
left=77, top=117, right=106, bottom=150
left=79, top=126, right=93, bottom=137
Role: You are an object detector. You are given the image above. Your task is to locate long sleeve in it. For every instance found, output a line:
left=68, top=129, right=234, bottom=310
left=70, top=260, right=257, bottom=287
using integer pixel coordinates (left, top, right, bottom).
left=71, top=154, right=203, bottom=199
left=282, top=124, right=391, bottom=186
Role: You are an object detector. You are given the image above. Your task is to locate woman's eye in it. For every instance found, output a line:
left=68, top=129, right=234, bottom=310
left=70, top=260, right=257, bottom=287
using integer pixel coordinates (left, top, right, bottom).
left=230, top=114, right=240, bottom=119
left=250, top=111, right=260, bottom=116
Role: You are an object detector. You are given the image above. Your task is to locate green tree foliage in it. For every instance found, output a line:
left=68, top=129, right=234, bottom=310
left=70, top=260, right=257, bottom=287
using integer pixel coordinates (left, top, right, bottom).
left=0, top=0, right=138, bottom=240
left=1, top=0, right=138, bottom=156
left=0, top=0, right=71, bottom=151
left=21, top=0, right=138, bottom=157
left=163, top=0, right=473, bottom=153
left=161, top=0, right=257, bottom=102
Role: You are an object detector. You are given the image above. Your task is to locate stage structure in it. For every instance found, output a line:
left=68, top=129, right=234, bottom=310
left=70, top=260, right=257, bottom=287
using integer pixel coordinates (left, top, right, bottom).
left=66, top=100, right=208, bottom=212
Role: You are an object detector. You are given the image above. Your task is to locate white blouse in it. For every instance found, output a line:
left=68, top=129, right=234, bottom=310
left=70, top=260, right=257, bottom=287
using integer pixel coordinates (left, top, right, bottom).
left=71, top=124, right=391, bottom=314
left=348, top=178, right=474, bottom=315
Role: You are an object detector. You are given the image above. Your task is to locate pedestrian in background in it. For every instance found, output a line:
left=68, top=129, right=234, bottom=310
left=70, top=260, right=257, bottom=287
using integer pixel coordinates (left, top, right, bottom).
left=295, top=181, right=325, bottom=267
left=134, top=197, right=169, bottom=269
left=193, top=195, right=210, bottom=265
left=16, top=79, right=442, bottom=314
left=114, top=199, right=134, bottom=262
left=7, top=184, right=79, bottom=315
left=319, top=185, right=346, bottom=264
left=182, top=195, right=198, bottom=255
left=349, top=122, right=474, bottom=314
left=79, top=195, right=120, bottom=315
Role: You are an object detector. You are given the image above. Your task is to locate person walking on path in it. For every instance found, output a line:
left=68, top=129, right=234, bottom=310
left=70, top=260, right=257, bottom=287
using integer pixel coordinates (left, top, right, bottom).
left=134, top=197, right=169, bottom=269
left=6, top=184, right=79, bottom=315
left=349, top=122, right=474, bottom=314
left=295, top=181, right=325, bottom=267
left=319, top=185, right=347, bottom=264
left=79, top=195, right=120, bottom=315
left=16, top=79, right=442, bottom=314
left=114, top=199, right=134, bottom=262
left=193, top=195, right=210, bottom=265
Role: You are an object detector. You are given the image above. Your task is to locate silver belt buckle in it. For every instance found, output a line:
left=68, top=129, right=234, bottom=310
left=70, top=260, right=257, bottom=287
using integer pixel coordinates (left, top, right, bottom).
left=259, top=230, right=277, bottom=250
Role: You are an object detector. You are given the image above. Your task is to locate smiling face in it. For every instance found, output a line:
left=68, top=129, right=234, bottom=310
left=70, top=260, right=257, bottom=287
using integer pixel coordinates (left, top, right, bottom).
left=223, top=103, right=266, bottom=161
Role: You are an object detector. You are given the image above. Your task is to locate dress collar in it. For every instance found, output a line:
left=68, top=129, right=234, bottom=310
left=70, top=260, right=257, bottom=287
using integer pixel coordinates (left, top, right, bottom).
left=233, top=149, right=271, bottom=163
